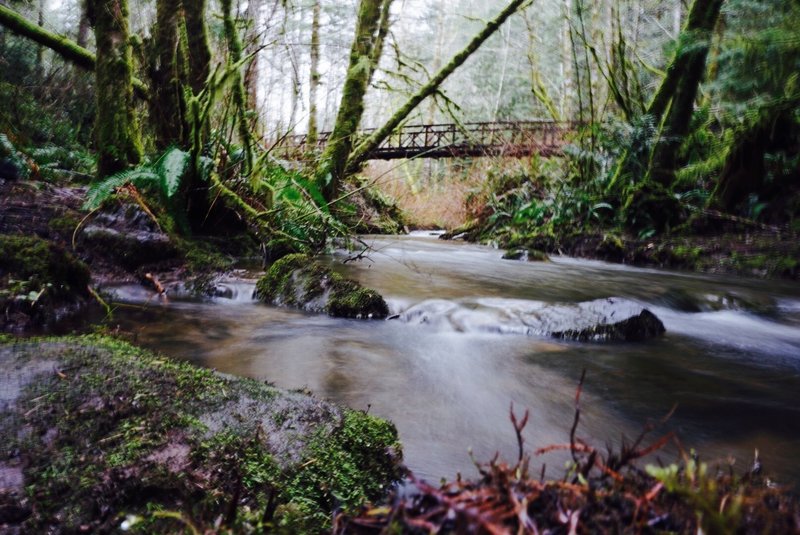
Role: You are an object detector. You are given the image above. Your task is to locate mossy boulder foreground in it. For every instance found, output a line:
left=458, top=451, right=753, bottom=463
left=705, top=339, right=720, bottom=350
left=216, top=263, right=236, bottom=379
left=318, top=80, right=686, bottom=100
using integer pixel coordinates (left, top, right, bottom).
left=256, top=254, right=389, bottom=319
left=0, top=234, right=91, bottom=332
left=0, top=336, right=403, bottom=533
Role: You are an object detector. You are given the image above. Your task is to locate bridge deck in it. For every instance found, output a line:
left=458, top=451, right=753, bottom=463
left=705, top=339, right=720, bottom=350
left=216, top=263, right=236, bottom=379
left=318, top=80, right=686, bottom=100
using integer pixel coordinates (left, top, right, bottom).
left=273, top=121, right=575, bottom=161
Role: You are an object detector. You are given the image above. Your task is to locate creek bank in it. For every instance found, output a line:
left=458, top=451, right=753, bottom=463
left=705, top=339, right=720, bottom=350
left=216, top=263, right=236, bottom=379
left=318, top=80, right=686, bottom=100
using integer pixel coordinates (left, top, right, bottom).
left=0, top=180, right=260, bottom=333
left=442, top=219, right=799, bottom=279
left=0, top=335, right=403, bottom=533
left=256, top=254, right=389, bottom=319
left=0, top=235, right=91, bottom=332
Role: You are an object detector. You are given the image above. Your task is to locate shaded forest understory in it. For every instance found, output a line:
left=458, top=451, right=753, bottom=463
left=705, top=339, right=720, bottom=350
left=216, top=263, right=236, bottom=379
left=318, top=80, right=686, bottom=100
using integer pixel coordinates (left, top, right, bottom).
left=1, top=0, right=800, bottom=531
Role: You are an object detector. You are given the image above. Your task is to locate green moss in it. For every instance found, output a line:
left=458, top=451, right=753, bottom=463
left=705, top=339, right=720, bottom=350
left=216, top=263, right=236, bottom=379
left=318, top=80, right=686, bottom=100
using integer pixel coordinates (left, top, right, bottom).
left=255, top=253, right=309, bottom=304
left=327, top=281, right=389, bottom=318
left=4, top=335, right=400, bottom=533
left=255, top=255, right=389, bottom=319
left=281, top=410, right=402, bottom=529
left=46, top=214, right=81, bottom=237
left=596, top=234, right=626, bottom=261
left=0, top=234, right=90, bottom=299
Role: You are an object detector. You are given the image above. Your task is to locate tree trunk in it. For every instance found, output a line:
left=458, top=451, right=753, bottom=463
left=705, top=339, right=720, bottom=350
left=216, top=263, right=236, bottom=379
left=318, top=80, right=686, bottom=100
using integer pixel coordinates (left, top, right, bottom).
left=222, top=0, right=254, bottom=175
left=90, top=0, right=142, bottom=178
left=150, top=0, right=185, bottom=149
left=315, top=0, right=385, bottom=200
left=648, top=0, right=724, bottom=187
left=244, top=0, right=261, bottom=130
left=307, top=0, right=321, bottom=147
left=345, top=0, right=530, bottom=176
left=646, top=0, right=723, bottom=122
left=77, top=0, right=91, bottom=48
left=183, top=0, right=211, bottom=94
left=35, top=0, right=45, bottom=78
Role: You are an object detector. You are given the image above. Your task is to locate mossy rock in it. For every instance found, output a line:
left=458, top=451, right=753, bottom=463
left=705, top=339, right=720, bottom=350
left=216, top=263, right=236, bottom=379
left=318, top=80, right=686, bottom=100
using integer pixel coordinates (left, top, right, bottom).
left=0, top=234, right=90, bottom=297
left=0, top=235, right=91, bottom=331
left=256, top=254, right=389, bottom=319
left=0, top=335, right=403, bottom=533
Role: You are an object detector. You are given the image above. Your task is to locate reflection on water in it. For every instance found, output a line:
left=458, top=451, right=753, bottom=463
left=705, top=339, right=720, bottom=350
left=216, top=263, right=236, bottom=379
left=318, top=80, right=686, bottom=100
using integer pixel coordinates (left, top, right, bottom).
left=110, top=234, right=800, bottom=485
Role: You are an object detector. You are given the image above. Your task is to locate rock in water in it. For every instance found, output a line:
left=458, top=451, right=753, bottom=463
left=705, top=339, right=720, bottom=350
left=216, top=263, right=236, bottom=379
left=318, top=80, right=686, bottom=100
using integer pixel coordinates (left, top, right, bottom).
left=255, top=254, right=389, bottom=319
left=551, top=309, right=666, bottom=342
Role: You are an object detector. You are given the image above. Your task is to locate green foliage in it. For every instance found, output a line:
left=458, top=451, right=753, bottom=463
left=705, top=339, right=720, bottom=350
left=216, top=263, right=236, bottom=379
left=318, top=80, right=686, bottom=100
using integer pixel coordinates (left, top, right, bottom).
left=0, top=133, right=29, bottom=180
left=646, top=456, right=744, bottom=534
left=264, top=161, right=350, bottom=252
left=83, top=147, right=191, bottom=211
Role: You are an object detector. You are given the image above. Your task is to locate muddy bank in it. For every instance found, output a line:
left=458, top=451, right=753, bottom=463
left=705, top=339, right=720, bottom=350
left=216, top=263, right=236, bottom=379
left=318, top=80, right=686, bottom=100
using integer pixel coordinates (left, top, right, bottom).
left=0, top=336, right=403, bottom=533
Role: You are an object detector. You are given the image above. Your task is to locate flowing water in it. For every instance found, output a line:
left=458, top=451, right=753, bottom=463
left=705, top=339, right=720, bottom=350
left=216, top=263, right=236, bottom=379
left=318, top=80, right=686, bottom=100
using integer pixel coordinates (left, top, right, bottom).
left=109, top=233, right=800, bottom=485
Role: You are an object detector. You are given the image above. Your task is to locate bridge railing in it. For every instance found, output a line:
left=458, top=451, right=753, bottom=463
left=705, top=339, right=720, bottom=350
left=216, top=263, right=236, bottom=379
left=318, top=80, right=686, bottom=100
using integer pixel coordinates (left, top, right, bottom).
left=271, top=121, right=576, bottom=160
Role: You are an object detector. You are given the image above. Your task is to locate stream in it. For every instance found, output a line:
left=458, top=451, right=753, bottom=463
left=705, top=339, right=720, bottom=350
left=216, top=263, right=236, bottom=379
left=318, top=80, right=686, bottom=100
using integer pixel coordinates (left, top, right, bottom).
left=108, top=233, right=800, bottom=486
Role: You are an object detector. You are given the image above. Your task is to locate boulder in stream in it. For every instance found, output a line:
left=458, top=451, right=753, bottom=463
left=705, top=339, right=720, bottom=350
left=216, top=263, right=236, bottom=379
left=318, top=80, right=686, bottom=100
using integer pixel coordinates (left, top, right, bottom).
left=551, top=308, right=666, bottom=342
left=255, top=254, right=389, bottom=319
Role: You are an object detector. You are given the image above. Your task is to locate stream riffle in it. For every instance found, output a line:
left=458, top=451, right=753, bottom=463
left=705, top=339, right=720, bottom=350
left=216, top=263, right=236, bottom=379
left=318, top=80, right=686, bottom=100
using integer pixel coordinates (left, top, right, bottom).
left=109, top=233, right=800, bottom=485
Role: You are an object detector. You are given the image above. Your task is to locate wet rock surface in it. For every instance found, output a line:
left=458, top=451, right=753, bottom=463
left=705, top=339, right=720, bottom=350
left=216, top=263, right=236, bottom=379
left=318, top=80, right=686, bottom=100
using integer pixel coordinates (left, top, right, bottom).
left=397, top=297, right=666, bottom=342
left=80, top=204, right=179, bottom=270
left=0, top=336, right=402, bottom=533
left=551, top=308, right=666, bottom=342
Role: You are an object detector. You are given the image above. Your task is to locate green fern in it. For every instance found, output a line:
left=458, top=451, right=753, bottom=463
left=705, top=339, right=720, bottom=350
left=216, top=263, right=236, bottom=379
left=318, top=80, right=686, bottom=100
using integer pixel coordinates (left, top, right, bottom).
left=82, top=147, right=190, bottom=211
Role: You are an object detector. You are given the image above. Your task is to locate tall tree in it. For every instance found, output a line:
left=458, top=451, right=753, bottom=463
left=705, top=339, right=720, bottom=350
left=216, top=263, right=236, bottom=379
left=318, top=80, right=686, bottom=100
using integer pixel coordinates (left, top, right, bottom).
left=149, top=0, right=184, bottom=149
left=647, top=0, right=725, bottom=187
left=89, top=0, right=142, bottom=177
left=315, top=0, right=387, bottom=200
left=306, top=0, right=321, bottom=148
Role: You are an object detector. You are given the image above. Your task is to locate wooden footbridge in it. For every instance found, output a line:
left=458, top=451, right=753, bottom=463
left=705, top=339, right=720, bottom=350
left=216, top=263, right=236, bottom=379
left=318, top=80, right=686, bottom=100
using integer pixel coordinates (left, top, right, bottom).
left=273, top=121, right=576, bottom=161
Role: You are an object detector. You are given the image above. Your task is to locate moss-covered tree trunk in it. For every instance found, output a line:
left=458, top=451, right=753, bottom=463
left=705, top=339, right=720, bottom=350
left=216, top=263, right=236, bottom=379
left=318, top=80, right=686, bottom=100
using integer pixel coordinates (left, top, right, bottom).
left=306, top=0, right=321, bottom=148
left=150, top=0, right=185, bottom=150
left=647, top=0, right=724, bottom=188
left=183, top=0, right=211, bottom=94
left=608, top=0, right=725, bottom=194
left=0, top=4, right=147, bottom=97
left=90, top=0, right=142, bottom=178
left=315, top=0, right=385, bottom=201
left=221, top=0, right=254, bottom=176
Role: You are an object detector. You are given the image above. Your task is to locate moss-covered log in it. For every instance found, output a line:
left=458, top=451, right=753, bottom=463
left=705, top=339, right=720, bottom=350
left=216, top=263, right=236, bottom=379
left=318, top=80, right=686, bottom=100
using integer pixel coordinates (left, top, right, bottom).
left=0, top=4, right=147, bottom=98
left=90, top=0, right=142, bottom=178
left=345, top=0, right=530, bottom=175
